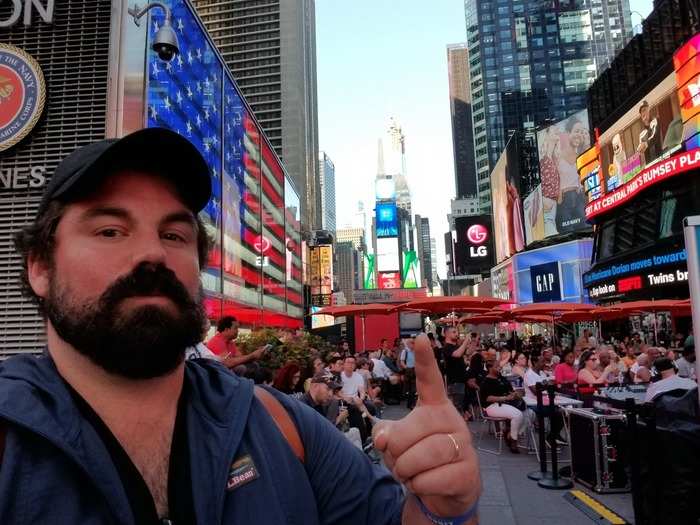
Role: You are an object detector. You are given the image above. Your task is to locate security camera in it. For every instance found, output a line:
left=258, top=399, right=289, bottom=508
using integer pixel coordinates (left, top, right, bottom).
left=128, top=2, right=180, bottom=62
left=152, top=21, right=179, bottom=61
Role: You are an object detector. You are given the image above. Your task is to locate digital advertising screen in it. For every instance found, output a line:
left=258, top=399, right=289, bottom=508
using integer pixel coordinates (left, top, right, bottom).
left=377, top=237, right=400, bottom=272
left=378, top=272, right=401, bottom=289
left=402, top=250, right=420, bottom=288
left=363, top=253, right=377, bottom=289
left=376, top=178, right=396, bottom=200
left=674, top=32, right=700, bottom=151
left=577, top=144, right=603, bottom=204
left=310, top=245, right=333, bottom=307
left=598, top=73, right=683, bottom=192
left=523, top=185, right=544, bottom=246
left=454, top=216, right=494, bottom=275
left=536, top=110, right=591, bottom=235
left=376, top=202, right=399, bottom=237
left=490, top=136, right=524, bottom=263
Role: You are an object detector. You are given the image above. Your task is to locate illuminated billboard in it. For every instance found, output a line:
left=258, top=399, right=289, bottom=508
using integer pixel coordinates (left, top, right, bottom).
left=674, top=32, right=700, bottom=151
left=376, top=202, right=399, bottom=237
left=598, top=74, right=682, bottom=192
left=363, top=253, right=377, bottom=289
left=377, top=237, right=400, bottom=272
left=454, top=216, right=494, bottom=275
left=523, top=185, right=544, bottom=246
left=536, top=110, right=591, bottom=236
left=402, top=250, right=420, bottom=288
left=490, top=136, right=524, bottom=263
left=577, top=144, right=603, bottom=205
left=378, top=272, right=401, bottom=289
left=579, top=70, right=695, bottom=220
left=376, top=178, right=396, bottom=200
left=310, top=245, right=333, bottom=307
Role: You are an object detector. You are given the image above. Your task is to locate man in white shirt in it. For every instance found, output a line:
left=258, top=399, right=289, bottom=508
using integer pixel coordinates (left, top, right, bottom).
left=645, top=357, right=697, bottom=402
left=523, top=355, right=545, bottom=403
left=525, top=355, right=566, bottom=445
left=675, top=346, right=697, bottom=380
left=371, top=357, right=394, bottom=381
left=340, top=356, right=366, bottom=400
left=339, top=356, right=372, bottom=443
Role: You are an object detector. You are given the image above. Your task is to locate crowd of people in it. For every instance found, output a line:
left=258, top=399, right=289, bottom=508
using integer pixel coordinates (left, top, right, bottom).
left=430, top=325, right=698, bottom=453
left=193, top=314, right=698, bottom=457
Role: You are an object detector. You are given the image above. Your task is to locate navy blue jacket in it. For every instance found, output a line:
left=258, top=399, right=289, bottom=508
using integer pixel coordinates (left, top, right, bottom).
left=0, top=355, right=404, bottom=524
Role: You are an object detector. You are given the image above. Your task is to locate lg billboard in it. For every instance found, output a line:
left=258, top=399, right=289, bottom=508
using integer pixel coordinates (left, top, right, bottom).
left=454, top=216, right=494, bottom=276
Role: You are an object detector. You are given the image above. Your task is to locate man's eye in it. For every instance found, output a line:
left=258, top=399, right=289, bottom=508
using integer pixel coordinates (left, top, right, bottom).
left=98, top=229, right=122, bottom=238
left=162, top=232, right=186, bottom=242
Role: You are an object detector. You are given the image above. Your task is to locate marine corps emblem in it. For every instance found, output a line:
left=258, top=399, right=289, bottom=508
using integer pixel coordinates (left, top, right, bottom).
left=0, top=43, right=46, bottom=152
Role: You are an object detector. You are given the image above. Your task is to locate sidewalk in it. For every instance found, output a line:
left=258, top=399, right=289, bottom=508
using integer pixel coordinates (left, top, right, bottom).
left=382, top=404, right=635, bottom=525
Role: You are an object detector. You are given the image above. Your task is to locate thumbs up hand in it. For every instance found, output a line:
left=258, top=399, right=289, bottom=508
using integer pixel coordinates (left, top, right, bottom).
left=373, top=334, right=481, bottom=522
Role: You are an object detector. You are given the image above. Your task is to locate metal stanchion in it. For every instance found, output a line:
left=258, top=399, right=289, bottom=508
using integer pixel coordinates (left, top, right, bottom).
left=538, top=384, right=573, bottom=489
left=625, top=397, right=643, bottom=523
left=527, top=382, right=552, bottom=481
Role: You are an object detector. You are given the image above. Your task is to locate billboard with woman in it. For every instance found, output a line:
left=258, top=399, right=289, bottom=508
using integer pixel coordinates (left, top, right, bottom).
left=536, top=110, right=591, bottom=236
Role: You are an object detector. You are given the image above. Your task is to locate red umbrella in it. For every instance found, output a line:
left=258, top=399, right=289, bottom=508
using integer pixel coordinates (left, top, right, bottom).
left=558, top=306, right=631, bottom=323
left=435, top=314, right=461, bottom=326
left=395, top=296, right=511, bottom=314
left=314, top=304, right=397, bottom=316
left=509, top=302, right=594, bottom=347
left=312, top=303, right=398, bottom=351
left=461, top=315, right=508, bottom=325
left=509, top=302, right=594, bottom=316
left=614, top=299, right=686, bottom=312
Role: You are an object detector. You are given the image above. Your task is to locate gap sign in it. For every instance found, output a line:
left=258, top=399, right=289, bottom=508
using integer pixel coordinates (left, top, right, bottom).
left=530, top=261, right=562, bottom=302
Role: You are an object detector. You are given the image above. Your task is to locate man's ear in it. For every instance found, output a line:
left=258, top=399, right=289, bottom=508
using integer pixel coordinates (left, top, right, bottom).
left=27, top=253, right=50, bottom=300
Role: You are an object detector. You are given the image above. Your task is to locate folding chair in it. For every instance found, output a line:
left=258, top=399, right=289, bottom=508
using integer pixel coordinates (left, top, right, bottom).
left=475, top=395, right=508, bottom=455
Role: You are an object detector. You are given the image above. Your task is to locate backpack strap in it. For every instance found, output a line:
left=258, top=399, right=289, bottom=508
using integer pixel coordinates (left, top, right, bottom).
left=253, top=386, right=305, bottom=463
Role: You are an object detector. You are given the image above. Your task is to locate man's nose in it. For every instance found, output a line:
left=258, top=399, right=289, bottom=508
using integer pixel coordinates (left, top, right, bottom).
left=130, top=231, right=168, bottom=266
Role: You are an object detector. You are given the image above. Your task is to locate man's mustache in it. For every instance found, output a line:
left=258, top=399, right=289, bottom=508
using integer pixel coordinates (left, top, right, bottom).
left=98, top=262, right=198, bottom=310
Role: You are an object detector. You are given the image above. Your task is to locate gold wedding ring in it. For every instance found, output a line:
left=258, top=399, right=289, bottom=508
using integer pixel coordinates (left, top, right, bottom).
left=447, top=433, right=460, bottom=462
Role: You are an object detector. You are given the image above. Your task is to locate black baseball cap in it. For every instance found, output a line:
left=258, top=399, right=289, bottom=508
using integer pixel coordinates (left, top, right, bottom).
left=37, top=127, right=211, bottom=216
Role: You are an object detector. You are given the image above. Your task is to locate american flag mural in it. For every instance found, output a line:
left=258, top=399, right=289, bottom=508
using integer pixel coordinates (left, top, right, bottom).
left=143, top=0, right=302, bottom=322
left=146, top=0, right=222, bottom=292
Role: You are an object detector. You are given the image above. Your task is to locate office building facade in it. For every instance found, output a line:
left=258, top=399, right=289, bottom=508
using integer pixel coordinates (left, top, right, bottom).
left=415, top=215, right=434, bottom=290
left=447, top=43, right=478, bottom=199
left=463, top=0, right=633, bottom=211
left=193, top=0, right=321, bottom=230
left=335, top=241, right=361, bottom=304
left=319, top=151, right=336, bottom=233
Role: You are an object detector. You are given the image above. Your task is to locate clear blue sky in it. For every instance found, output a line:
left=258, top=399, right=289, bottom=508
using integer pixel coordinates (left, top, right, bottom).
left=316, top=0, right=654, bottom=279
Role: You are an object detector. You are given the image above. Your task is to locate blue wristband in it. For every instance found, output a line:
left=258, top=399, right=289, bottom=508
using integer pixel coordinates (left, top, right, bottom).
left=414, top=495, right=479, bottom=525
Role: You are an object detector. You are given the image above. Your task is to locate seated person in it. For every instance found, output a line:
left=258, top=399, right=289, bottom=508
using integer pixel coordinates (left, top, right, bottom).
left=464, top=353, right=486, bottom=420
left=644, top=358, right=697, bottom=402
left=511, top=352, right=528, bottom=378
left=300, top=372, right=347, bottom=428
left=480, top=360, right=527, bottom=454
left=554, top=348, right=578, bottom=394
left=633, top=354, right=652, bottom=383
left=598, top=348, right=623, bottom=383
left=675, top=345, right=696, bottom=380
left=525, top=355, right=566, bottom=445
left=541, top=348, right=555, bottom=378
left=578, top=350, right=616, bottom=388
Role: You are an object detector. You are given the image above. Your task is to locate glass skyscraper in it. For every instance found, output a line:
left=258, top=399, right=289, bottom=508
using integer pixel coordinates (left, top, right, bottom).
left=464, top=0, right=633, bottom=211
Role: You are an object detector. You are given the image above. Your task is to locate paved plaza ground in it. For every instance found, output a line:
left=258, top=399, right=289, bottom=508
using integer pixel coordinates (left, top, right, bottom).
left=382, top=404, right=635, bottom=525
